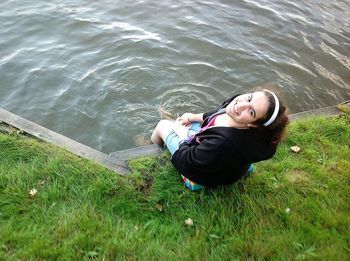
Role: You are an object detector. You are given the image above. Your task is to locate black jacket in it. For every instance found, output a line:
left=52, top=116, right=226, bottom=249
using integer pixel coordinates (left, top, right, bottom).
left=171, top=96, right=277, bottom=187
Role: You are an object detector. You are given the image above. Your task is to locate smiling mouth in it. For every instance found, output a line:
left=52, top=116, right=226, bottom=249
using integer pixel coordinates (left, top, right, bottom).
left=233, top=104, right=240, bottom=115
left=228, top=103, right=240, bottom=116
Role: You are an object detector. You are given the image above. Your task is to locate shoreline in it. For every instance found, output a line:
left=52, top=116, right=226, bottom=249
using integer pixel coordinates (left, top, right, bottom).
left=1, top=100, right=349, bottom=174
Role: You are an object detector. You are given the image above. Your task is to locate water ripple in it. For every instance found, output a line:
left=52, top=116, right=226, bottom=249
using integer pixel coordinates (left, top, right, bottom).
left=313, top=62, right=348, bottom=88
left=0, top=0, right=349, bottom=151
left=99, top=21, right=162, bottom=42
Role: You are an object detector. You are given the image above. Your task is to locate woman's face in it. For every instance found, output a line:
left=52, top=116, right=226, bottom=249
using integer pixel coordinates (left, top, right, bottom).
left=226, top=91, right=269, bottom=126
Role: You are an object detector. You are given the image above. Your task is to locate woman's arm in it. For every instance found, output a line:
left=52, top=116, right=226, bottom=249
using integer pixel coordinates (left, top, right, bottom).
left=171, top=135, right=228, bottom=184
left=178, top=113, right=204, bottom=125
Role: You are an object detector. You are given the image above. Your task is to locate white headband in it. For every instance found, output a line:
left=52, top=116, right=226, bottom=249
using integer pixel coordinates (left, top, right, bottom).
left=263, top=89, right=280, bottom=127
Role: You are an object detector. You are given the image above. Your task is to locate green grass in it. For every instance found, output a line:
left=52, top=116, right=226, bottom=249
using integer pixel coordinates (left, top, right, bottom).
left=0, top=113, right=349, bottom=260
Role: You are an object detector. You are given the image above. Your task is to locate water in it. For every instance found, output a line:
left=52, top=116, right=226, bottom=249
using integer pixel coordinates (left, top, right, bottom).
left=1, top=0, right=349, bottom=152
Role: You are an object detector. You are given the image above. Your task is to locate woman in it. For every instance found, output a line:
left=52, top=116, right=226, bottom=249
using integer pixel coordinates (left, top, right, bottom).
left=151, top=89, right=289, bottom=190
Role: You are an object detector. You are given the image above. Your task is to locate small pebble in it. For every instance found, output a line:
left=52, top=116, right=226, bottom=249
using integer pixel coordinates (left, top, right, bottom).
left=29, top=188, right=38, bottom=197
left=291, top=146, right=301, bottom=153
left=185, top=218, right=193, bottom=226
left=155, top=203, right=163, bottom=212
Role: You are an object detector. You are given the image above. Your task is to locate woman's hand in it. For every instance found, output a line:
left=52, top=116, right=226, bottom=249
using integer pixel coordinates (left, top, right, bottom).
left=178, top=112, right=204, bottom=126
left=178, top=113, right=192, bottom=126
left=174, top=118, right=189, bottom=140
left=178, top=113, right=194, bottom=126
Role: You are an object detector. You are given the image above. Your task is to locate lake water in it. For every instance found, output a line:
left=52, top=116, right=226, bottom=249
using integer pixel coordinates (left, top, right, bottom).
left=1, top=0, right=349, bottom=152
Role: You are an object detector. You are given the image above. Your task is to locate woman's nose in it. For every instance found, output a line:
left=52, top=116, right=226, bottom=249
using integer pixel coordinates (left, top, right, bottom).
left=238, top=102, right=250, bottom=110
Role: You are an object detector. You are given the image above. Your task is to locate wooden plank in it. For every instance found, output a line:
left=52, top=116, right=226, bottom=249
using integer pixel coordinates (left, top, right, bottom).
left=0, top=108, right=129, bottom=175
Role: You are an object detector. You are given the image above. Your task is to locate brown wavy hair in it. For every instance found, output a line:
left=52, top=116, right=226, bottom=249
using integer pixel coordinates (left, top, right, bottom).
left=254, top=88, right=289, bottom=143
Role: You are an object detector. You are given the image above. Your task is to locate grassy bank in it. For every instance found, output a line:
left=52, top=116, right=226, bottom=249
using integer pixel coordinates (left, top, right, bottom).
left=0, top=112, right=349, bottom=260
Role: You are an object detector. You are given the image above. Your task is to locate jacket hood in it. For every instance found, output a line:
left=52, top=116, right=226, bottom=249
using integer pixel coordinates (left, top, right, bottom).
left=228, top=128, right=276, bottom=162
left=202, top=127, right=277, bottom=163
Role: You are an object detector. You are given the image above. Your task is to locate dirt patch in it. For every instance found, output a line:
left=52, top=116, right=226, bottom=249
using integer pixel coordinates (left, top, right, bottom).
left=138, top=170, right=154, bottom=196
left=286, top=170, right=310, bottom=185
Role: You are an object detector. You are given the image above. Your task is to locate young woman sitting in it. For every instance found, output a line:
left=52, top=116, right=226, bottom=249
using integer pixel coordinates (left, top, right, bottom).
left=151, top=89, right=289, bottom=190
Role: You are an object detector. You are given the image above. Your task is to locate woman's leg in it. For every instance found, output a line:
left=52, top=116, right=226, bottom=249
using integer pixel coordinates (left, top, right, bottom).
left=151, top=119, right=176, bottom=145
left=152, top=120, right=204, bottom=191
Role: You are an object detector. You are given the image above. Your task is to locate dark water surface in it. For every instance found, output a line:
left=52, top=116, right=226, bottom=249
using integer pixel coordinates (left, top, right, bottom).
left=1, top=0, right=349, bottom=152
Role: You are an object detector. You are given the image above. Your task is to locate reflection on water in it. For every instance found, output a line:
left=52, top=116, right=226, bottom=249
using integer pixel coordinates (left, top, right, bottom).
left=0, top=0, right=349, bottom=152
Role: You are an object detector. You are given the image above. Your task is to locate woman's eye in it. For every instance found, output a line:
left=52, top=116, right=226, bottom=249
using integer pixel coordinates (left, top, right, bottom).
left=248, top=94, right=252, bottom=102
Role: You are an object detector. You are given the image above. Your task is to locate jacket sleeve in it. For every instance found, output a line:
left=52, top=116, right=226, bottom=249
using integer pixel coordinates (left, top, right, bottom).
left=170, top=135, right=227, bottom=177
